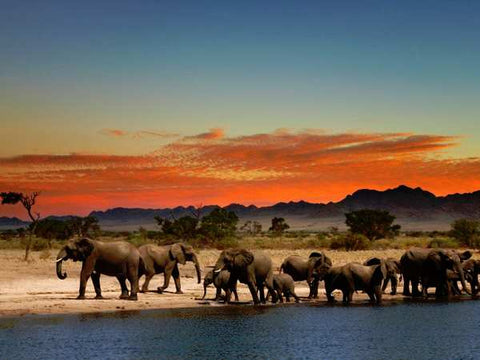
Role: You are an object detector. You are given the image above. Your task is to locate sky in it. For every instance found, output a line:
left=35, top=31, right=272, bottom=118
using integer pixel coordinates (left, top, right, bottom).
left=1, top=0, right=480, bottom=218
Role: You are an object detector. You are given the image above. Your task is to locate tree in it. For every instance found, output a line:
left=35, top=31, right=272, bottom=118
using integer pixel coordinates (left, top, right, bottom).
left=269, top=217, right=290, bottom=235
left=199, top=208, right=239, bottom=241
left=240, top=220, right=262, bottom=236
left=155, top=215, right=199, bottom=240
left=450, top=219, right=480, bottom=248
left=0, top=192, right=40, bottom=260
left=67, top=216, right=100, bottom=238
left=345, top=209, right=400, bottom=241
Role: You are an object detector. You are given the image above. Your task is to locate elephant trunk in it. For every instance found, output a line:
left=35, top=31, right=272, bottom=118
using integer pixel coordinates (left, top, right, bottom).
left=457, top=263, right=471, bottom=295
left=192, top=254, right=201, bottom=284
left=202, top=283, right=207, bottom=300
left=56, top=248, right=68, bottom=280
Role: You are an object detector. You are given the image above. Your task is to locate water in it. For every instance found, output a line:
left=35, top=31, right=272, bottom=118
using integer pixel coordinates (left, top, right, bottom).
left=1, top=301, right=480, bottom=360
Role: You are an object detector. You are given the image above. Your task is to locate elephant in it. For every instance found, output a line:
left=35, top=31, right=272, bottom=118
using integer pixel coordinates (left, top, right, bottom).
left=400, top=248, right=472, bottom=298
left=201, top=269, right=239, bottom=302
left=56, top=238, right=140, bottom=300
left=279, top=251, right=332, bottom=298
left=447, top=259, right=480, bottom=296
left=322, top=262, right=387, bottom=304
left=363, top=257, right=401, bottom=295
left=138, top=243, right=201, bottom=294
left=213, top=248, right=277, bottom=304
left=269, top=273, right=300, bottom=303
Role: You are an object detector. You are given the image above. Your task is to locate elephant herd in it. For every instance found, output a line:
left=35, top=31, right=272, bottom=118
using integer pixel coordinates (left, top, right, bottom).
left=55, top=238, right=480, bottom=305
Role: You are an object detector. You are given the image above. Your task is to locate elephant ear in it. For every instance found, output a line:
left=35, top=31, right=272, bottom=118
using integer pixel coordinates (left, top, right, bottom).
left=460, top=250, right=473, bottom=261
left=371, top=261, right=387, bottom=286
left=75, top=238, right=94, bottom=261
left=364, top=257, right=381, bottom=266
left=169, top=243, right=186, bottom=265
left=309, top=251, right=322, bottom=259
left=233, top=249, right=254, bottom=268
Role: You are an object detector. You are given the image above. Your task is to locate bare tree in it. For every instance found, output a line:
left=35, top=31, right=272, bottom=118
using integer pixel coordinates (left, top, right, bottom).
left=1, top=192, right=41, bottom=260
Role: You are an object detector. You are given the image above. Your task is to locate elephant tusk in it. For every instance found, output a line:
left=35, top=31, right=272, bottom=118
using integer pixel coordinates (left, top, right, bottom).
left=214, top=269, right=221, bottom=273
left=55, top=258, right=64, bottom=263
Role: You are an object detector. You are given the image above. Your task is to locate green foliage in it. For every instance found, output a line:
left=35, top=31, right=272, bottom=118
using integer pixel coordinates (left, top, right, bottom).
left=428, top=237, right=460, bottom=249
left=268, top=217, right=290, bottom=236
left=156, top=215, right=199, bottom=240
left=345, top=209, right=401, bottom=241
left=450, top=219, right=480, bottom=248
left=34, top=219, right=74, bottom=241
left=329, top=233, right=371, bottom=251
left=199, top=208, right=239, bottom=241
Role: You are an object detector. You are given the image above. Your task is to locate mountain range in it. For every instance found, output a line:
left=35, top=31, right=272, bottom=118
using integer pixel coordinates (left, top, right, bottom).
left=1, top=185, right=480, bottom=231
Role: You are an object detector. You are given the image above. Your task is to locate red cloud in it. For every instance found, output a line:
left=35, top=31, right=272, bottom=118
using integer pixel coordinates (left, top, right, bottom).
left=0, top=129, right=478, bottom=217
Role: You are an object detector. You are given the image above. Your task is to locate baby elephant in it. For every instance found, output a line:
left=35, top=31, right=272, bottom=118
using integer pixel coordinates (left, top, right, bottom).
left=202, top=269, right=239, bottom=302
left=268, top=273, right=300, bottom=303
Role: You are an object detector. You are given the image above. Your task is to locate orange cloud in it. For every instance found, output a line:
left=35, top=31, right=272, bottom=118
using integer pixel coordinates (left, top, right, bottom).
left=99, top=128, right=179, bottom=139
left=0, top=129, right=478, bottom=218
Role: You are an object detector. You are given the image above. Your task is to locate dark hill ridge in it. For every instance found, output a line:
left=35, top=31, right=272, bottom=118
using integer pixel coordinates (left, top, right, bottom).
left=2, top=186, right=479, bottom=231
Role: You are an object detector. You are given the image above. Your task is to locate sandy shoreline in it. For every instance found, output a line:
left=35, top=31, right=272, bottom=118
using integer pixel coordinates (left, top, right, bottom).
left=0, top=248, right=474, bottom=317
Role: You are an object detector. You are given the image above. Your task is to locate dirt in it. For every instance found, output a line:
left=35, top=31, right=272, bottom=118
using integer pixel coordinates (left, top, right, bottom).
left=0, top=248, right=462, bottom=317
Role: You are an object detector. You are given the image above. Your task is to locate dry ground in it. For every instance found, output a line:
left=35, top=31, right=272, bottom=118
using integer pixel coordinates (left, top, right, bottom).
left=0, top=248, right=471, bottom=316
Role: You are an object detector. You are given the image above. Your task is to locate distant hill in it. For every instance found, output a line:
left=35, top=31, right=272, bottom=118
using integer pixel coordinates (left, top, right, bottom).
left=0, top=216, right=30, bottom=230
left=89, top=185, right=480, bottom=231
left=2, top=185, right=479, bottom=231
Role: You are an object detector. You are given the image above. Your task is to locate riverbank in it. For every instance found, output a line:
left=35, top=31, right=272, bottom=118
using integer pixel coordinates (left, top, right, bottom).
left=0, top=248, right=472, bottom=316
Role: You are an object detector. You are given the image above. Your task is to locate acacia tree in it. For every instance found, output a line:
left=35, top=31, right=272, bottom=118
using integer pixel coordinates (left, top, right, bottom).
left=269, top=217, right=290, bottom=236
left=0, top=192, right=41, bottom=260
left=345, top=209, right=401, bottom=241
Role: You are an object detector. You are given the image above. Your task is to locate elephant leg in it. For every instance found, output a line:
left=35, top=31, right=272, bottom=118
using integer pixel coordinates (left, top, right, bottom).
left=412, top=280, right=421, bottom=297
left=78, top=260, right=95, bottom=299
left=91, top=271, right=102, bottom=299
left=247, top=282, right=260, bottom=304
left=307, top=281, right=313, bottom=299
left=311, top=279, right=319, bottom=299
left=117, top=276, right=129, bottom=299
left=127, top=266, right=139, bottom=301
left=325, top=284, right=335, bottom=303
left=215, top=287, right=222, bottom=301
left=277, top=289, right=284, bottom=303
left=141, top=273, right=154, bottom=293
left=265, top=276, right=277, bottom=303
left=258, top=284, right=266, bottom=303
left=374, top=286, right=382, bottom=304
left=158, top=265, right=174, bottom=293
left=172, top=265, right=183, bottom=294
left=382, top=277, right=390, bottom=293
left=403, top=277, right=411, bottom=296
left=225, top=288, right=233, bottom=303
left=291, top=288, right=300, bottom=303
left=390, top=276, right=398, bottom=295
left=232, top=285, right=239, bottom=302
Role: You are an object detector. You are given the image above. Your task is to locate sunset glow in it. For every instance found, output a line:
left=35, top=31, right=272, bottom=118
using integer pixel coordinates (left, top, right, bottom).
left=1, top=1, right=480, bottom=218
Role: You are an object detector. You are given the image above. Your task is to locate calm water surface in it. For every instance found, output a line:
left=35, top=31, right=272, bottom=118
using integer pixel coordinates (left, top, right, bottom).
left=1, top=301, right=480, bottom=360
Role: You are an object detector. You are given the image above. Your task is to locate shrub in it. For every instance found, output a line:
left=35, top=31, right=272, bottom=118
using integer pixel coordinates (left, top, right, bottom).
left=31, top=238, right=51, bottom=251
left=450, top=219, right=480, bottom=248
left=428, top=237, right=460, bottom=249
left=371, top=238, right=393, bottom=250
left=329, top=233, right=371, bottom=251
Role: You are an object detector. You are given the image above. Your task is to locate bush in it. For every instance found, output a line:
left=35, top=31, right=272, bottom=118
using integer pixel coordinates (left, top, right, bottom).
left=371, top=238, right=393, bottom=250
left=31, top=238, right=51, bottom=251
left=329, top=233, right=371, bottom=251
left=450, top=219, right=480, bottom=248
left=428, top=237, right=460, bottom=249
left=345, top=209, right=401, bottom=240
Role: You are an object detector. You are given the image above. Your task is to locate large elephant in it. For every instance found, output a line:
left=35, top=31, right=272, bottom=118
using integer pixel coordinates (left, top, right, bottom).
left=138, top=243, right=201, bottom=294
left=56, top=238, right=140, bottom=300
left=213, top=249, right=277, bottom=304
left=280, top=252, right=332, bottom=298
left=202, top=269, right=239, bottom=302
left=364, top=257, right=401, bottom=295
left=323, top=262, right=387, bottom=304
left=400, top=248, right=471, bottom=298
